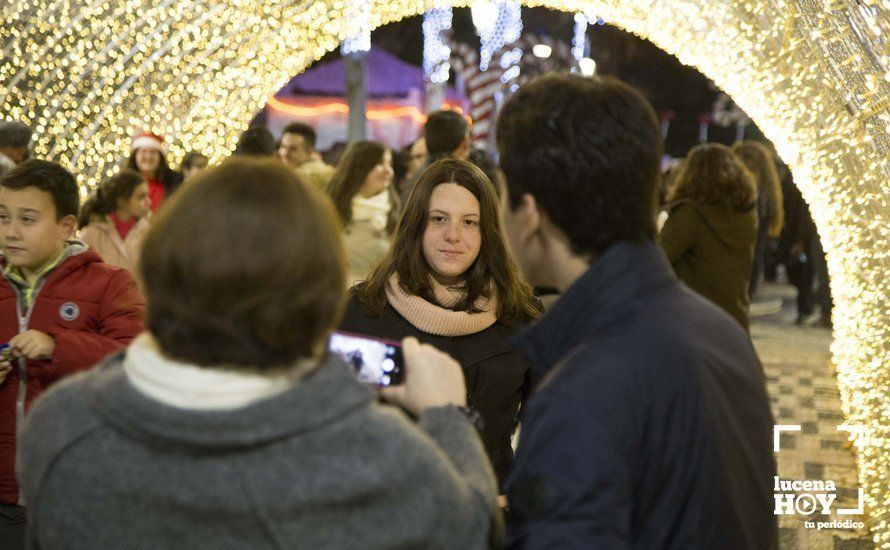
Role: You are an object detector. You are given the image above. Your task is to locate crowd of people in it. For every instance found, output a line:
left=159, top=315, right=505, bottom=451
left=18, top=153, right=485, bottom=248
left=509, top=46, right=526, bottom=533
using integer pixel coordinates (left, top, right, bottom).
left=0, top=72, right=832, bottom=549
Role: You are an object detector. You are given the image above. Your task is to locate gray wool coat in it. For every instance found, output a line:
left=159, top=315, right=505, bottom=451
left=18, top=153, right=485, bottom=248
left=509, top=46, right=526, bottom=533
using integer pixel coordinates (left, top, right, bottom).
left=17, top=353, right=501, bottom=549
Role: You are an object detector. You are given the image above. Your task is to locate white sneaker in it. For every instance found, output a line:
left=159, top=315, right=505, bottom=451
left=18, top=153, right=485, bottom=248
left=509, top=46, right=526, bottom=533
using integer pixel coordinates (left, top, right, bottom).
left=750, top=298, right=783, bottom=316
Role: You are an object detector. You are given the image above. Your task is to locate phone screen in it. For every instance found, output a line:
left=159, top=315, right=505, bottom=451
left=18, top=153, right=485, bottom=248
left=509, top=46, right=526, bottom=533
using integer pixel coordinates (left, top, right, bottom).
left=329, top=331, right=405, bottom=387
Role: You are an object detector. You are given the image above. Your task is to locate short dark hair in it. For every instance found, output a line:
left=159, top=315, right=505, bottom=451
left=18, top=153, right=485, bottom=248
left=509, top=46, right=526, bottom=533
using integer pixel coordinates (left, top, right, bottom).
left=79, top=169, right=145, bottom=227
left=424, top=110, right=468, bottom=156
left=0, top=159, right=79, bottom=220
left=180, top=150, right=208, bottom=171
left=235, top=126, right=276, bottom=157
left=139, top=158, right=346, bottom=369
left=0, top=121, right=31, bottom=148
left=497, top=74, right=663, bottom=258
left=281, top=122, right=317, bottom=151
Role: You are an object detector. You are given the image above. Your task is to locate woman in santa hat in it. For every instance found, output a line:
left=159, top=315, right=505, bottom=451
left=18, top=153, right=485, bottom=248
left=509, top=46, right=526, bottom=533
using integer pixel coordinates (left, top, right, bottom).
left=125, top=132, right=183, bottom=212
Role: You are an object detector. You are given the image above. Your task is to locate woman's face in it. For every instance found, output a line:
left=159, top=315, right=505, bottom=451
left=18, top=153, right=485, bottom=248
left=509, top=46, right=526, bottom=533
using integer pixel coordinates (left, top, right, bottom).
left=422, top=183, right=482, bottom=285
left=135, top=148, right=161, bottom=176
left=119, top=182, right=151, bottom=219
left=359, top=150, right=394, bottom=198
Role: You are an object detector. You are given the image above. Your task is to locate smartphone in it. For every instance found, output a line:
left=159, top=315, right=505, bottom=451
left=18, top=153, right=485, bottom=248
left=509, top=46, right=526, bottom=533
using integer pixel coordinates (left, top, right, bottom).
left=329, top=331, right=405, bottom=387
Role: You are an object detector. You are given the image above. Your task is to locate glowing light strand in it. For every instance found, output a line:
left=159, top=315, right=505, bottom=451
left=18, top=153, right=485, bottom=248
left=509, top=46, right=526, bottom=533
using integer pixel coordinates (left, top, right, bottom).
left=423, top=5, right=453, bottom=84
left=341, top=0, right=372, bottom=55
left=476, top=1, right=523, bottom=71
left=0, top=5, right=887, bottom=545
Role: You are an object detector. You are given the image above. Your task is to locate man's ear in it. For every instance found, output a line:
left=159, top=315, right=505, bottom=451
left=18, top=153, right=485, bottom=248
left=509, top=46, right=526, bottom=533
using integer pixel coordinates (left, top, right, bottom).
left=58, top=214, right=77, bottom=240
left=456, top=134, right=471, bottom=158
left=517, top=193, right=542, bottom=243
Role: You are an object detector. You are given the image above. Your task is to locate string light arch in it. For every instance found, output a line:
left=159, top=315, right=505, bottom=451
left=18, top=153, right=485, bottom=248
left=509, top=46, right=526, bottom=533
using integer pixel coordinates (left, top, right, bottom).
left=2, top=0, right=888, bottom=544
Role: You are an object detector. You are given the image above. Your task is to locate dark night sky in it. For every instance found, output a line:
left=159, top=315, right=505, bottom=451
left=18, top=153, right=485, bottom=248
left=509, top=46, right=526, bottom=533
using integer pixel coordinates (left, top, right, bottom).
left=302, top=7, right=761, bottom=156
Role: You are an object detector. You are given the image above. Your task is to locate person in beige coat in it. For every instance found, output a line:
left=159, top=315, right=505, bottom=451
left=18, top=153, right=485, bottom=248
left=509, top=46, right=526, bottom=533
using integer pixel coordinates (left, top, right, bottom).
left=327, top=141, right=396, bottom=285
left=79, top=169, right=151, bottom=273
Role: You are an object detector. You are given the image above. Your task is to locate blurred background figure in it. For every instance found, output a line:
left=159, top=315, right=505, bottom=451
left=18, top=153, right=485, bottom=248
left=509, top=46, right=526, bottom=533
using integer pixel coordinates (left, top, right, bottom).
left=277, top=122, right=335, bottom=190
left=776, top=159, right=831, bottom=326
left=0, top=121, right=32, bottom=177
left=390, top=148, right=411, bottom=200
left=401, top=111, right=469, bottom=202
left=79, top=170, right=152, bottom=273
left=321, top=141, right=349, bottom=168
left=327, top=141, right=396, bottom=284
left=732, top=141, right=783, bottom=299
left=180, top=151, right=209, bottom=181
left=125, top=132, right=183, bottom=212
left=405, top=138, right=427, bottom=180
left=234, top=126, right=276, bottom=157
left=658, top=143, right=757, bottom=330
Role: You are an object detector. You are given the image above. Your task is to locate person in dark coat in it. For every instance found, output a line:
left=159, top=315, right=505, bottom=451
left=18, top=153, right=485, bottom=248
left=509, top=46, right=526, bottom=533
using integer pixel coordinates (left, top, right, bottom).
left=658, top=143, right=758, bottom=330
left=732, top=141, right=784, bottom=297
left=341, top=157, right=542, bottom=488
left=496, top=74, right=777, bottom=549
left=776, top=162, right=829, bottom=324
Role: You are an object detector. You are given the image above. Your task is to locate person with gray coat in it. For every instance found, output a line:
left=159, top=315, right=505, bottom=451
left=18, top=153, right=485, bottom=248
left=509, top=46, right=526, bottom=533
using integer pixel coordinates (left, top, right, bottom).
left=17, top=158, right=500, bottom=550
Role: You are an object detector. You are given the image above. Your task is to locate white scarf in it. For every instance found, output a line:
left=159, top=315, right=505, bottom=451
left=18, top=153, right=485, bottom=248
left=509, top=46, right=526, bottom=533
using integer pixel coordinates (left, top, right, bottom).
left=350, top=189, right=390, bottom=233
left=123, top=333, right=305, bottom=410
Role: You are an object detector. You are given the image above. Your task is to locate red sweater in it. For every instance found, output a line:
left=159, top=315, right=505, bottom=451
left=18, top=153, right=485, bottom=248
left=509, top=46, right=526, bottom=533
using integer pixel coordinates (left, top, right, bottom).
left=0, top=246, right=145, bottom=504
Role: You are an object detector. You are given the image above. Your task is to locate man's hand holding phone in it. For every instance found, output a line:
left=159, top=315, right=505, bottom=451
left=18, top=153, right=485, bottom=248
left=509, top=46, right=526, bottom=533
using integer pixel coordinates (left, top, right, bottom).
left=380, top=337, right=467, bottom=416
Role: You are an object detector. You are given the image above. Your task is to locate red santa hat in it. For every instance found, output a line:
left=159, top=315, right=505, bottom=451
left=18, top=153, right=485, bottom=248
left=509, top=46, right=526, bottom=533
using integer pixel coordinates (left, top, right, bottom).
left=131, top=131, right=166, bottom=154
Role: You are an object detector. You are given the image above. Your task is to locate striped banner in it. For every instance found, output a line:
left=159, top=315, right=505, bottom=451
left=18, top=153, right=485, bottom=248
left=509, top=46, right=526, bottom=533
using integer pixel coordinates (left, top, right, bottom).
left=450, top=34, right=573, bottom=150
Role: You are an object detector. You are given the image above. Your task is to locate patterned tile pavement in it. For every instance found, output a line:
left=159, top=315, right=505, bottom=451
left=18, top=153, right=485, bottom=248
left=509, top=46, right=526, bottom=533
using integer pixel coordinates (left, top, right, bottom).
left=752, top=283, right=875, bottom=549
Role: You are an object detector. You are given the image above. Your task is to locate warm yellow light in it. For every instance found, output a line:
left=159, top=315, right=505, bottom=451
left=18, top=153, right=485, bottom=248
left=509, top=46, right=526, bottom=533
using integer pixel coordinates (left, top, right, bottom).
left=1, top=0, right=888, bottom=545
left=267, top=96, right=429, bottom=123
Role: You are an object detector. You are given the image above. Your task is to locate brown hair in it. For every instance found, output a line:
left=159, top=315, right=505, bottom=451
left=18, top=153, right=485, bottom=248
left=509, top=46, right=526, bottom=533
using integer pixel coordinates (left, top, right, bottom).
left=327, top=140, right=390, bottom=225
left=732, top=141, right=784, bottom=236
left=139, top=158, right=346, bottom=370
left=359, top=158, right=540, bottom=326
left=79, top=169, right=145, bottom=227
left=668, top=143, right=756, bottom=211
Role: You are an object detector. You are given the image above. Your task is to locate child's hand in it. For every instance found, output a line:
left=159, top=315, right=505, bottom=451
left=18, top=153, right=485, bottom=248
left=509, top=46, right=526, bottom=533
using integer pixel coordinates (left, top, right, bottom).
left=0, top=360, right=12, bottom=385
left=9, top=330, right=56, bottom=361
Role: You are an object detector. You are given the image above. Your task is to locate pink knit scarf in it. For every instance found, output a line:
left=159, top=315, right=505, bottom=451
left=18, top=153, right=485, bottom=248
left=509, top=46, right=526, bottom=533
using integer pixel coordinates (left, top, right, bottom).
left=385, top=273, right=498, bottom=337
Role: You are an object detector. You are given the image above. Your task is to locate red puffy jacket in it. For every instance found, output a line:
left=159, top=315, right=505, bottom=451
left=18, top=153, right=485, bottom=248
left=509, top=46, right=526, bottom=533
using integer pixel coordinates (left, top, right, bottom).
left=0, top=245, right=145, bottom=504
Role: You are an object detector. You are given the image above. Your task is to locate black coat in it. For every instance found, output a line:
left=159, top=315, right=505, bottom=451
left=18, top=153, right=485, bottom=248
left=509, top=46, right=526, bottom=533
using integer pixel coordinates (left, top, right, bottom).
left=340, top=287, right=533, bottom=487
left=505, top=241, right=777, bottom=549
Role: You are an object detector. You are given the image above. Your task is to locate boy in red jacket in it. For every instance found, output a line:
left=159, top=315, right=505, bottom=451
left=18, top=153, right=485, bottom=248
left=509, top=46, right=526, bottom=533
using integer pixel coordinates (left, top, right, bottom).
left=0, top=159, right=145, bottom=548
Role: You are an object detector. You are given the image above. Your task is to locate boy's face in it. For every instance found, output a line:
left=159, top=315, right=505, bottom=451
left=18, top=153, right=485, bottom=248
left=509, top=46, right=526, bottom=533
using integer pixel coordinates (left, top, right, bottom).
left=0, top=186, right=76, bottom=272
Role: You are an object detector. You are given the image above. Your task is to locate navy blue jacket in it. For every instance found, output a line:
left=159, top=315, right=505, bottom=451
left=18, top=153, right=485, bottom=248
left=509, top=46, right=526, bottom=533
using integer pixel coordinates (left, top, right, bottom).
left=506, top=241, right=777, bottom=549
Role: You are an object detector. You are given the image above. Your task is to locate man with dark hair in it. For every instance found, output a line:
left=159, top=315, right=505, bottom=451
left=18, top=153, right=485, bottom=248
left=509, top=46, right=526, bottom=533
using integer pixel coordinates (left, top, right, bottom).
left=401, top=110, right=471, bottom=202
left=0, top=159, right=144, bottom=548
left=234, top=126, right=276, bottom=157
left=496, top=74, right=777, bottom=548
left=0, top=122, right=32, bottom=178
left=424, top=110, right=470, bottom=160
left=278, top=122, right=335, bottom=189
